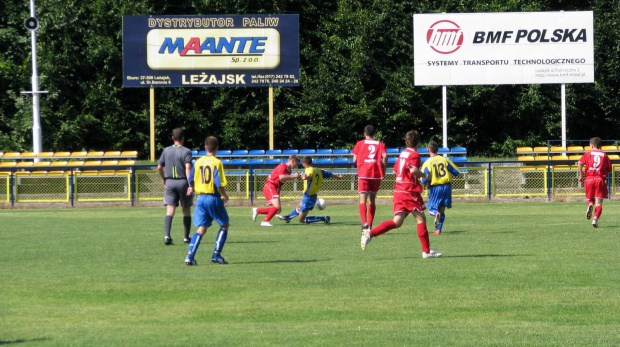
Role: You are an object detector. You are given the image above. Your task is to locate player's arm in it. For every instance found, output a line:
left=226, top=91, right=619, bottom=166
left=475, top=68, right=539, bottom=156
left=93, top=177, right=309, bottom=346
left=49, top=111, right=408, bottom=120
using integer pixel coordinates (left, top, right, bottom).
left=420, top=165, right=431, bottom=185
left=217, top=187, right=229, bottom=203
left=185, top=162, right=193, bottom=195
left=448, top=161, right=461, bottom=177
left=322, top=170, right=343, bottom=179
left=410, top=165, right=427, bottom=179
left=577, top=161, right=584, bottom=182
left=157, top=164, right=165, bottom=186
left=214, top=165, right=229, bottom=202
left=279, top=172, right=300, bottom=181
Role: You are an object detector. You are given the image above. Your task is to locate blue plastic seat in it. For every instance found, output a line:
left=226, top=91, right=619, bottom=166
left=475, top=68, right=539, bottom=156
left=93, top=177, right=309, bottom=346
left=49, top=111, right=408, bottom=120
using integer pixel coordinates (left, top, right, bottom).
left=315, top=158, right=332, bottom=165
left=386, top=148, right=400, bottom=154
left=217, top=150, right=232, bottom=156
left=191, top=150, right=199, bottom=156
left=417, top=148, right=428, bottom=154
left=332, top=149, right=350, bottom=155
left=266, top=149, right=282, bottom=156
left=316, top=149, right=333, bottom=155
left=265, top=159, right=281, bottom=165
left=387, top=157, right=397, bottom=164
left=248, top=158, right=264, bottom=165
left=232, top=150, right=249, bottom=156
left=451, top=157, right=468, bottom=163
left=300, top=149, right=316, bottom=155
left=438, top=147, right=450, bottom=154
left=198, top=150, right=206, bottom=156
left=249, top=149, right=265, bottom=156
left=282, top=149, right=299, bottom=155
left=230, top=159, right=247, bottom=165
left=450, top=147, right=467, bottom=155
left=332, top=158, right=350, bottom=165
left=220, top=159, right=231, bottom=165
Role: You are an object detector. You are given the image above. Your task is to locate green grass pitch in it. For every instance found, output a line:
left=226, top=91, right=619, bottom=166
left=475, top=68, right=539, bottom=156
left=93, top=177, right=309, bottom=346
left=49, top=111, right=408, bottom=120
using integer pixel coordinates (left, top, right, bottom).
left=1, top=202, right=619, bottom=346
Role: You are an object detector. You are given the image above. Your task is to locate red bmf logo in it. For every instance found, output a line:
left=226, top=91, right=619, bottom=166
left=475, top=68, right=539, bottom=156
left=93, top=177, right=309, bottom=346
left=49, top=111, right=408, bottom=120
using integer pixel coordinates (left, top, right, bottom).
left=426, top=20, right=463, bottom=54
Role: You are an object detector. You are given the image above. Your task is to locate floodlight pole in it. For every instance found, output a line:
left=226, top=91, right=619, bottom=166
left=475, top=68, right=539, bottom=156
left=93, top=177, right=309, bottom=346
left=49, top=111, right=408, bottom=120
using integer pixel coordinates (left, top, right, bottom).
left=24, top=0, right=46, bottom=155
left=561, top=83, right=566, bottom=149
left=442, top=85, right=448, bottom=149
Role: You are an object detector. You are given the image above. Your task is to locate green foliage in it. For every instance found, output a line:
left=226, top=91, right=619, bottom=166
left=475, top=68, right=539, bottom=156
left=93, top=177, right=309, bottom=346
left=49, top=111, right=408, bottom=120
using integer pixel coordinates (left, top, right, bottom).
left=0, top=0, right=619, bottom=156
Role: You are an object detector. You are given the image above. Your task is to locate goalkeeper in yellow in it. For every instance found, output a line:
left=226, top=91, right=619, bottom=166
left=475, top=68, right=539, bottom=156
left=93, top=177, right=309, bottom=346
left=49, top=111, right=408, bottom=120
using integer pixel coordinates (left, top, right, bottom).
left=184, top=136, right=230, bottom=266
left=277, top=156, right=343, bottom=224
left=421, top=141, right=461, bottom=235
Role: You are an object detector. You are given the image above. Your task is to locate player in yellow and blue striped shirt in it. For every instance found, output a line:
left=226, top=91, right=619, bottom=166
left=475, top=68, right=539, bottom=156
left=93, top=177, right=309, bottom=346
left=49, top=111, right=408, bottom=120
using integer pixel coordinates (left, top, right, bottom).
left=184, top=136, right=230, bottom=266
left=421, top=141, right=461, bottom=235
left=277, top=156, right=343, bottom=224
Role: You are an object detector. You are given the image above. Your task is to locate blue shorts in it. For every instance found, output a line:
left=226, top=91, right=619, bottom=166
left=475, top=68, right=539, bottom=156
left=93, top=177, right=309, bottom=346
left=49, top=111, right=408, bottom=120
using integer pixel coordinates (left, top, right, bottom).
left=193, top=194, right=229, bottom=228
left=300, top=194, right=317, bottom=212
left=427, top=184, right=452, bottom=216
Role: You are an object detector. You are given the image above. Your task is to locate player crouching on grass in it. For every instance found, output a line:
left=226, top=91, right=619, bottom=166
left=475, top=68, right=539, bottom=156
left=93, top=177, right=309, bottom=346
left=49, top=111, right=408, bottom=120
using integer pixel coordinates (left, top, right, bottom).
left=361, top=130, right=442, bottom=258
left=277, top=156, right=343, bottom=224
left=184, top=136, right=230, bottom=266
left=252, top=155, right=300, bottom=226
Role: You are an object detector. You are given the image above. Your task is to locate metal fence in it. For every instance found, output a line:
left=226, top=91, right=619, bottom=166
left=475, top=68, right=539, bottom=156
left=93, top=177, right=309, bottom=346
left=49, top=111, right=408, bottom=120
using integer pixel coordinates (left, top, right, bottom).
left=0, top=162, right=618, bottom=206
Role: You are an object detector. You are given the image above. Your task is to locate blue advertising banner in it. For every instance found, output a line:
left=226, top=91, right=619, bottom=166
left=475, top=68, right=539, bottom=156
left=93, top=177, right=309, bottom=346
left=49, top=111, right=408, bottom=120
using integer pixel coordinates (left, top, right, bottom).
left=122, top=15, right=300, bottom=87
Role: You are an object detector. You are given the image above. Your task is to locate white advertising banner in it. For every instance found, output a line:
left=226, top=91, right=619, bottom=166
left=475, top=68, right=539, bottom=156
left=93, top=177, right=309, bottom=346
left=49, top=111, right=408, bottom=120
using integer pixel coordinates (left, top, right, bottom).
left=413, top=12, right=594, bottom=86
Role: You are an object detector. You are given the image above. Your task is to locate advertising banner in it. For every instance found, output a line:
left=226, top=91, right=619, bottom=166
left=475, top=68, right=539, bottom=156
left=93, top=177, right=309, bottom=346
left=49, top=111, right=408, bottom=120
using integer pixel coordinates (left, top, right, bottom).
left=413, top=12, right=594, bottom=86
left=123, top=15, right=299, bottom=87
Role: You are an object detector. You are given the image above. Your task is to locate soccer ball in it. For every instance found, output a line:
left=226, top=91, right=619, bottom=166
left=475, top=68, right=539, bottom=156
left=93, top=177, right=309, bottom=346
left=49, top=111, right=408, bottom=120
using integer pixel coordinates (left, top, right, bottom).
left=315, top=198, right=327, bottom=210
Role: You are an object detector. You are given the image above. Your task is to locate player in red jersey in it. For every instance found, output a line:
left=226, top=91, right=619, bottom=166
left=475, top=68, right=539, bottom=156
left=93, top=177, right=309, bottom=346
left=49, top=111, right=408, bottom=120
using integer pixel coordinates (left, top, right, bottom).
left=578, top=137, right=612, bottom=228
left=252, top=155, right=300, bottom=226
left=360, top=130, right=441, bottom=258
left=352, top=125, right=387, bottom=232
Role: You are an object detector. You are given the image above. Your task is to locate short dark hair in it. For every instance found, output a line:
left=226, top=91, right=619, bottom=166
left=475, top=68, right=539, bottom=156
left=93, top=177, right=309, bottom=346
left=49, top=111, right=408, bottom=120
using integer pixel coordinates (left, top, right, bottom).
left=302, top=156, right=312, bottom=165
left=288, top=155, right=299, bottom=163
left=427, top=141, right=439, bottom=154
left=405, top=130, right=421, bottom=148
left=205, top=136, right=218, bottom=153
left=590, top=137, right=602, bottom=149
left=364, top=125, right=375, bottom=137
left=172, top=128, right=185, bottom=141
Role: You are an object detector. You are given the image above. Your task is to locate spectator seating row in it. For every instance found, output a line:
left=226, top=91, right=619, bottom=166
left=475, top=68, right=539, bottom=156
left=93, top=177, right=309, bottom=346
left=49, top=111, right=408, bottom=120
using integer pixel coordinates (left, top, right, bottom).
left=0, top=160, right=136, bottom=173
left=0, top=151, right=138, bottom=160
left=517, top=146, right=620, bottom=162
left=193, top=155, right=467, bottom=166
left=192, top=147, right=468, bottom=161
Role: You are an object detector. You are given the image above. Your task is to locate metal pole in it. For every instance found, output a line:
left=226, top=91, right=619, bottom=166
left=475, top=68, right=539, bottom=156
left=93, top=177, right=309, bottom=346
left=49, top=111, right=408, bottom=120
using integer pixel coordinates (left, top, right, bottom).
left=30, top=0, right=42, bottom=155
left=150, top=87, right=156, bottom=161
left=561, top=83, right=566, bottom=149
left=269, top=86, right=274, bottom=150
left=442, top=85, right=448, bottom=149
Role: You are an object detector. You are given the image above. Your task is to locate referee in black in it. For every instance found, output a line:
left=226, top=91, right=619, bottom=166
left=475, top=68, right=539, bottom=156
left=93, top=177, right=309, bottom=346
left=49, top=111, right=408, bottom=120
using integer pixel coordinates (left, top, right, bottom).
left=157, top=128, right=193, bottom=245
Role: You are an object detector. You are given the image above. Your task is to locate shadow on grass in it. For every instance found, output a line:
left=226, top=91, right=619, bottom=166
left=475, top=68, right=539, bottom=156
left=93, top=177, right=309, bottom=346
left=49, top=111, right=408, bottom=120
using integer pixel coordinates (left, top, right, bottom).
left=234, top=259, right=326, bottom=265
left=228, top=240, right=279, bottom=244
left=0, top=338, right=50, bottom=345
left=447, top=254, right=525, bottom=258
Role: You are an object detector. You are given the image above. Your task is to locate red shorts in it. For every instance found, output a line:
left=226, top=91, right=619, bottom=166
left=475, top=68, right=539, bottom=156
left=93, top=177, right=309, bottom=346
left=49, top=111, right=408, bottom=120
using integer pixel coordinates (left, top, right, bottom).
left=392, top=191, right=426, bottom=215
left=584, top=177, right=608, bottom=200
left=358, top=179, right=381, bottom=194
left=262, top=182, right=280, bottom=204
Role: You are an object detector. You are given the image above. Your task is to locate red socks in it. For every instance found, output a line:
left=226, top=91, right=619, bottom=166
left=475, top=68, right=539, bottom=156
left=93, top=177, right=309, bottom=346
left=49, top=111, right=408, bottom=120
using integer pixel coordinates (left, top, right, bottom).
left=594, top=205, right=602, bottom=219
left=417, top=223, right=430, bottom=253
left=368, top=204, right=376, bottom=228
left=257, top=207, right=278, bottom=222
left=359, top=203, right=367, bottom=225
left=369, top=220, right=396, bottom=237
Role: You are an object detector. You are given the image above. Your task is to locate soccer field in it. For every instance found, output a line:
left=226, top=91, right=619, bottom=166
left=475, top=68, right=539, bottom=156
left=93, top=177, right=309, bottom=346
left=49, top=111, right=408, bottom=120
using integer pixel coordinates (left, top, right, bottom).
left=1, top=202, right=619, bottom=346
